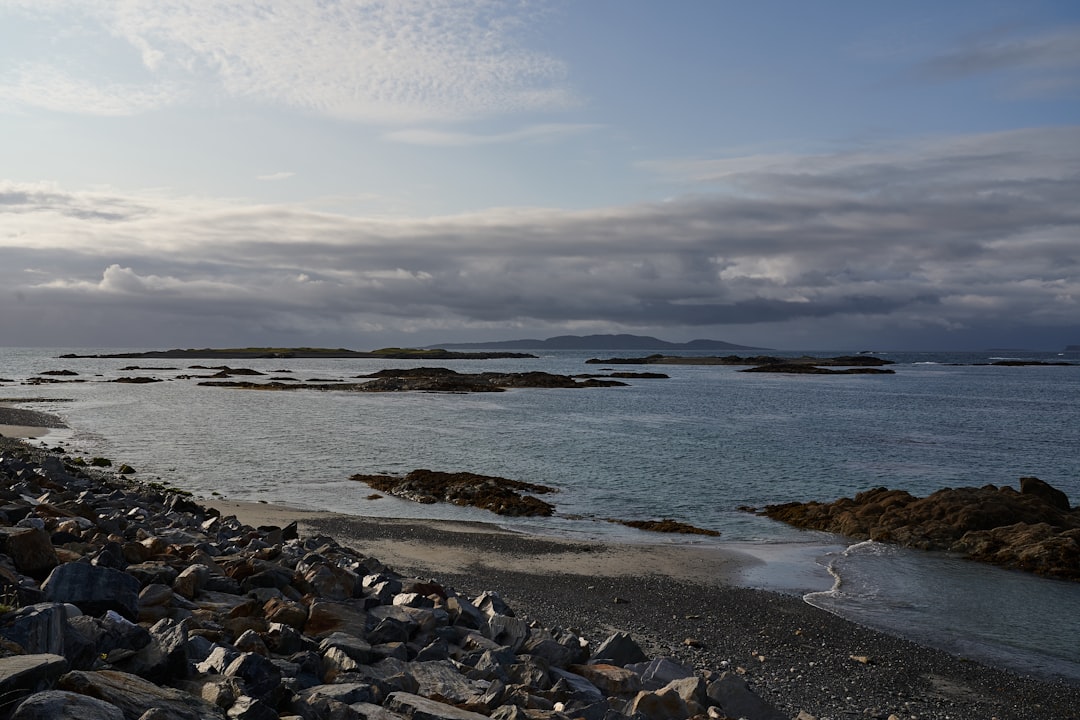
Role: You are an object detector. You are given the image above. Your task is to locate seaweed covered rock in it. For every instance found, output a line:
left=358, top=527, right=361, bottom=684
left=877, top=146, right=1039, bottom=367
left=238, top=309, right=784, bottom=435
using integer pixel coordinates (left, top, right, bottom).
left=351, top=469, right=557, bottom=516
left=760, top=478, right=1080, bottom=579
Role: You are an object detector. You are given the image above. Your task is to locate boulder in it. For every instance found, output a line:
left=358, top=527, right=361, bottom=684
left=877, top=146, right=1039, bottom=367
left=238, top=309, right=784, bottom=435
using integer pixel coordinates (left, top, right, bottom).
left=0, top=526, right=59, bottom=578
left=0, top=654, right=69, bottom=709
left=384, top=691, right=490, bottom=720
left=706, top=671, right=787, bottom=720
left=42, top=563, right=142, bottom=620
left=10, top=689, right=125, bottom=720
left=60, top=669, right=226, bottom=720
left=590, top=631, right=647, bottom=667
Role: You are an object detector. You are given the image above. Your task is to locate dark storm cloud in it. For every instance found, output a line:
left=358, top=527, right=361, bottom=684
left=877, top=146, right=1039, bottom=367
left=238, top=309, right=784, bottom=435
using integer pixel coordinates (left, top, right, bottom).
left=2, top=126, right=1078, bottom=346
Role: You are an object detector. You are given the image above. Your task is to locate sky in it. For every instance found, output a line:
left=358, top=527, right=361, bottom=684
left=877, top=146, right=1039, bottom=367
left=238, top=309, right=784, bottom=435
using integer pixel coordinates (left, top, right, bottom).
left=2, top=1, right=1079, bottom=351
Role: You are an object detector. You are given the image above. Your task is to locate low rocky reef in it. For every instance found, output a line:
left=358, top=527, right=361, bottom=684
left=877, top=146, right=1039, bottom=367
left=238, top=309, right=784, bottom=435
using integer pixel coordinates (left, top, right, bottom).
left=586, top=355, right=895, bottom=375
left=200, top=368, right=627, bottom=393
left=607, top=519, right=721, bottom=538
left=351, top=469, right=721, bottom=536
left=0, top=440, right=784, bottom=720
left=757, top=477, right=1079, bottom=580
left=351, top=470, right=559, bottom=518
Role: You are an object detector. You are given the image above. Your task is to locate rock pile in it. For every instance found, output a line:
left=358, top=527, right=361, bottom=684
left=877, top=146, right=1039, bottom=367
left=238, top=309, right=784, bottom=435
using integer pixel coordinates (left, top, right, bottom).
left=760, top=478, right=1080, bottom=580
left=0, top=442, right=785, bottom=720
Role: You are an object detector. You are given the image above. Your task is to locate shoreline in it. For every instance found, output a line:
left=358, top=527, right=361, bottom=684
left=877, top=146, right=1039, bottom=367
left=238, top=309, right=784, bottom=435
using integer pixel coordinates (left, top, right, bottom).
left=0, top=402, right=65, bottom=439
left=205, top=500, right=1080, bottom=719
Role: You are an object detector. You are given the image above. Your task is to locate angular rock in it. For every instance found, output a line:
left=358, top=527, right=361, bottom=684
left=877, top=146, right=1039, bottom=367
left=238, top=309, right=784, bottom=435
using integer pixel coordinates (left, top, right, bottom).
left=485, top=614, right=529, bottom=652
left=568, top=663, right=642, bottom=696
left=59, top=669, right=226, bottom=720
left=225, top=695, right=278, bottom=720
left=590, top=632, right=647, bottom=667
left=627, top=656, right=694, bottom=690
left=384, top=691, right=491, bottom=720
left=42, top=562, right=142, bottom=621
left=0, top=526, right=58, bottom=578
left=0, top=602, right=77, bottom=656
left=706, top=671, right=787, bottom=720
left=628, top=687, right=691, bottom=720
left=0, top=653, right=69, bottom=711
left=223, top=652, right=282, bottom=703
left=305, top=599, right=369, bottom=638
left=10, top=689, right=125, bottom=720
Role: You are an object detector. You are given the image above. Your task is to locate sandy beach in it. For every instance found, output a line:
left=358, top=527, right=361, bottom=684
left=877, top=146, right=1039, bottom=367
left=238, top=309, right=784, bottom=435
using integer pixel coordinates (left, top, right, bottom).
left=208, top=499, right=1080, bottom=720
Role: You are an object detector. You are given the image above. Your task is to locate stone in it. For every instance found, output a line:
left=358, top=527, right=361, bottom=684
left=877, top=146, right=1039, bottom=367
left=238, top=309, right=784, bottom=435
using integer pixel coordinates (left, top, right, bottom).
left=590, top=631, right=647, bottom=667
left=320, top=632, right=373, bottom=665
left=548, top=667, right=604, bottom=704
left=384, top=691, right=491, bottom=720
left=10, top=689, right=125, bottom=720
left=59, top=669, right=226, bottom=719
left=1021, top=476, right=1072, bottom=511
left=485, top=614, right=529, bottom=652
left=628, top=687, right=691, bottom=720
left=173, top=564, right=211, bottom=600
left=305, top=599, right=369, bottom=638
left=223, top=652, right=282, bottom=702
left=706, top=671, right=787, bottom=720
left=42, top=562, right=142, bottom=621
left=627, top=656, right=694, bottom=690
left=226, top=695, right=278, bottom=720
left=0, top=654, right=69, bottom=709
left=0, top=526, right=58, bottom=578
left=568, top=663, right=642, bottom=696
left=0, top=602, right=77, bottom=656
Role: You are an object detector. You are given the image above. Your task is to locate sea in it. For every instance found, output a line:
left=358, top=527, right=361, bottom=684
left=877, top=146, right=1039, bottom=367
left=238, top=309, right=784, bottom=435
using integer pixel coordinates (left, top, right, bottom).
left=2, top=346, right=1079, bottom=683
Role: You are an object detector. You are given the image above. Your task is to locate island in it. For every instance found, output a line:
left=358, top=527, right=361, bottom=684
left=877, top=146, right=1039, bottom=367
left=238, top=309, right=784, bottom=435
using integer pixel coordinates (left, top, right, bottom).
left=58, top=347, right=537, bottom=360
left=586, top=354, right=896, bottom=374
left=199, top=367, right=628, bottom=392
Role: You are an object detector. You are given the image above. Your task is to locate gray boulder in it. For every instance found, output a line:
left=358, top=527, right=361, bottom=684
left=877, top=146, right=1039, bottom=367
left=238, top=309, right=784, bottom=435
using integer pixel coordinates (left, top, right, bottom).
left=42, top=563, right=142, bottom=621
left=11, top=689, right=125, bottom=720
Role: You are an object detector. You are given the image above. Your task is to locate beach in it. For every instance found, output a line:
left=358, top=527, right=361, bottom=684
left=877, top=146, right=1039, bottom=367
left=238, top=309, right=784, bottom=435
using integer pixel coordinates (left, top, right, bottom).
left=0, top=402, right=67, bottom=438
left=209, top=499, right=1080, bottom=719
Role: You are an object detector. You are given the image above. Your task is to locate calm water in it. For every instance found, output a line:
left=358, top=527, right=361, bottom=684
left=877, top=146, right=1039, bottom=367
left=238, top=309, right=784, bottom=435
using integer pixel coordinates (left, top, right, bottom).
left=2, top=346, right=1079, bottom=681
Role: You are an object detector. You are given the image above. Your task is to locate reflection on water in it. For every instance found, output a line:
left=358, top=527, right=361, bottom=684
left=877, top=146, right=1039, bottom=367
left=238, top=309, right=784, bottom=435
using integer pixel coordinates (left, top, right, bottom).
left=805, top=541, right=1080, bottom=683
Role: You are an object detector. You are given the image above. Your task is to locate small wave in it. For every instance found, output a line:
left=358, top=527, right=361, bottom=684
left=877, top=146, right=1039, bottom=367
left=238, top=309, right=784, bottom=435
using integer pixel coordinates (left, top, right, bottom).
left=911, top=361, right=939, bottom=365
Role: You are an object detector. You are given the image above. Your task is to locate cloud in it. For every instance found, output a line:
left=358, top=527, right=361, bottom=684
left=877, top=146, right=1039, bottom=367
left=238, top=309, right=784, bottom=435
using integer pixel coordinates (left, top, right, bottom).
left=1, top=0, right=575, bottom=122
left=2, top=126, right=1078, bottom=347
left=916, top=24, right=1080, bottom=97
left=384, top=123, right=605, bottom=147
left=0, top=62, right=181, bottom=116
left=257, top=172, right=294, bottom=182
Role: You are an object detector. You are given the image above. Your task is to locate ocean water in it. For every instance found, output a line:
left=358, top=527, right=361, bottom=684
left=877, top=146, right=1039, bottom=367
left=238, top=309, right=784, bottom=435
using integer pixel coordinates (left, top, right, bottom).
left=2, top=346, right=1079, bottom=681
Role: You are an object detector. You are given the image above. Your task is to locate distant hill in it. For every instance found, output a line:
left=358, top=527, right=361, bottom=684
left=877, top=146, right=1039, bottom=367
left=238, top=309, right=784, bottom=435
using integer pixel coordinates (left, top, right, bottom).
left=429, top=334, right=773, bottom=352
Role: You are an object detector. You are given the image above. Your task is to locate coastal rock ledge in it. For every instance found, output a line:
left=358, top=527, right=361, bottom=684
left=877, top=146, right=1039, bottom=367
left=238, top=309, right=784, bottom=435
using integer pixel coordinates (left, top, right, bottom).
left=760, top=477, right=1080, bottom=580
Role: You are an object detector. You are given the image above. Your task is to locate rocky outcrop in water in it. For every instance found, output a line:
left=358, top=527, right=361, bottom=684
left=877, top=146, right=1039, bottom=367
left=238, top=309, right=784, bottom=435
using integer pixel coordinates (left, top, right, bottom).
left=200, top=368, right=628, bottom=393
left=351, top=470, right=559, bottom=517
left=760, top=478, right=1080, bottom=580
left=0, top=440, right=786, bottom=720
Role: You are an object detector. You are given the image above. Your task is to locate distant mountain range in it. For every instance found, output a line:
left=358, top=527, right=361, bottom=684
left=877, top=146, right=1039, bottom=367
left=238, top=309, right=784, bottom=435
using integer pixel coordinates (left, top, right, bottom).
left=430, top=334, right=773, bottom=352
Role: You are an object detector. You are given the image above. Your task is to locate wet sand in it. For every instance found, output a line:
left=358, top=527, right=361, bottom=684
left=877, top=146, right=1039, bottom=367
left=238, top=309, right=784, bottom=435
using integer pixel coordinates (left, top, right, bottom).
left=0, top=403, right=66, bottom=438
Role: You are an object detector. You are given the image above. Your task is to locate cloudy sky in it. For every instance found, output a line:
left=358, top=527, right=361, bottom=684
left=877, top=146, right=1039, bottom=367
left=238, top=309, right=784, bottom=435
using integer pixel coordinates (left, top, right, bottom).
left=2, top=1, right=1078, bottom=350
